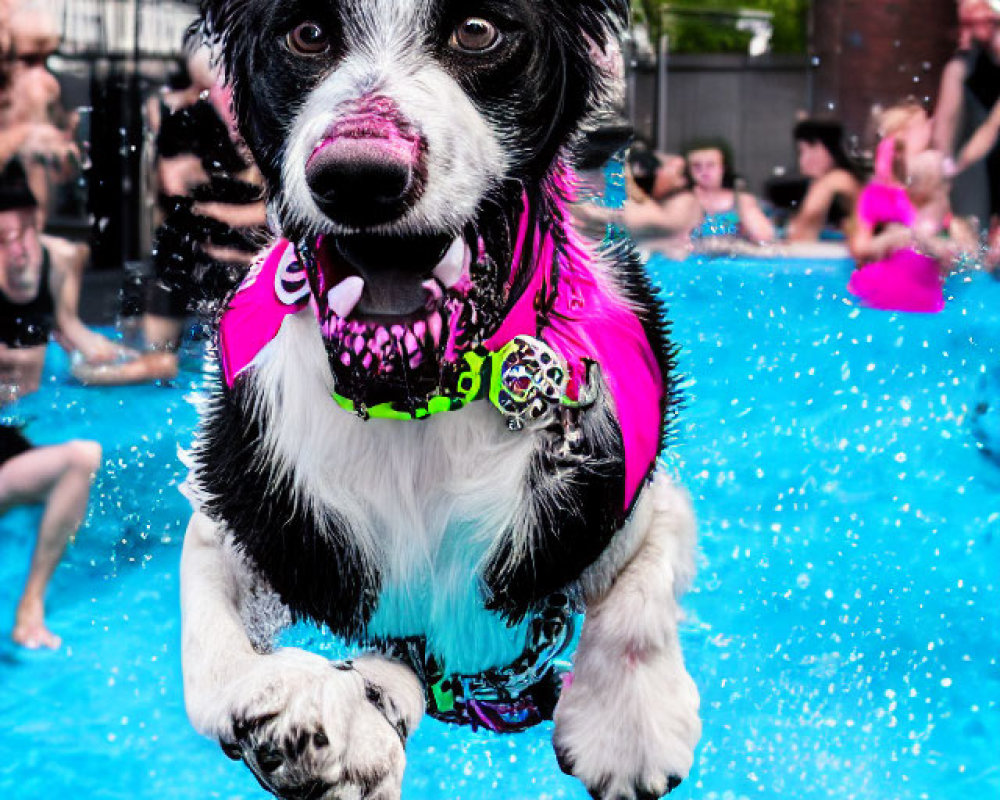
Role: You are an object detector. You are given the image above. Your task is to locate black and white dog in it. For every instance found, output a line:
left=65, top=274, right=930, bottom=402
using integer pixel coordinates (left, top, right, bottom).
left=181, top=1, right=701, bottom=798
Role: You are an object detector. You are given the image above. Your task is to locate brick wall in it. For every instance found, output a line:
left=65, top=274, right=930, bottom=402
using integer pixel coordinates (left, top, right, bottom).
left=811, top=0, right=959, bottom=144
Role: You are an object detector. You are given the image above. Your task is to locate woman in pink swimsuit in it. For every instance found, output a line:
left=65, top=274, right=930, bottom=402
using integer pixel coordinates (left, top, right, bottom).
left=849, top=136, right=978, bottom=313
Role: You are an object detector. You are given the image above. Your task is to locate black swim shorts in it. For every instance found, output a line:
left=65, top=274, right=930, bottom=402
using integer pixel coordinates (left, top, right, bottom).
left=0, top=423, right=32, bottom=467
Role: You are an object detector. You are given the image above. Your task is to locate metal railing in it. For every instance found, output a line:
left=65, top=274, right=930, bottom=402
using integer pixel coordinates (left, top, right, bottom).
left=55, top=0, right=197, bottom=59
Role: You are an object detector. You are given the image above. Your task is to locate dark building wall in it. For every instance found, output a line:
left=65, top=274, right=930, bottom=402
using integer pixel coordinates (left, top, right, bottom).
left=811, top=0, right=958, bottom=143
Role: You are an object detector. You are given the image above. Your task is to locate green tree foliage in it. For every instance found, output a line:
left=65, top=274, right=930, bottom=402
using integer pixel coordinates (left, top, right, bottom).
left=633, top=0, right=808, bottom=55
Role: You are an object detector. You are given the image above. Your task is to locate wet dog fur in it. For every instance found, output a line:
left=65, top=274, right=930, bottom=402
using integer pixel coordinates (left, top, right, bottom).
left=180, top=2, right=702, bottom=798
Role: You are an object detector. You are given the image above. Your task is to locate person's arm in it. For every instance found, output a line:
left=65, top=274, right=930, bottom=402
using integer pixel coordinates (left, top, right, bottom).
left=0, top=122, right=77, bottom=169
left=622, top=192, right=701, bottom=238
left=956, top=99, right=1000, bottom=173
left=736, top=193, right=776, bottom=244
left=158, top=153, right=211, bottom=198
left=912, top=215, right=979, bottom=273
left=849, top=216, right=913, bottom=264
left=46, top=237, right=125, bottom=363
left=71, top=351, right=180, bottom=386
left=570, top=193, right=701, bottom=241
left=786, top=171, right=859, bottom=242
left=190, top=199, right=268, bottom=229
left=931, top=58, right=969, bottom=157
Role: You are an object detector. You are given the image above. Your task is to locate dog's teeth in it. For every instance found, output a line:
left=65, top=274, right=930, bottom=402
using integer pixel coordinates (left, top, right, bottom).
left=375, top=327, right=391, bottom=347
left=413, top=320, right=427, bottom=341
left=328, top=276, right=365, bottom=319
left=391, top=324, right=406, bottom=342
left=362, top=353, right=373, bottom=369
left=428, top=310, right=442, bottom=347
left=431, top=237, right=469, bottom=289
left=353, top=336, right=365, bottom=355
left=340, top=351, right=352, bottom=367
left=404, top=331, right=419, bottom=354
left=423, top=280, right=443, bottom=308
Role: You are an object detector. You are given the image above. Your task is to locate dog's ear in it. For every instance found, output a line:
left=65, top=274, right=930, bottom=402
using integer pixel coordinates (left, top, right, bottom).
left=551, top=0, right=630, bottom=123
left=197, top=0, right=252, bottom=83
left=576, top=0, right=630, bottom=41
left=199, top=0, right=248, bottom=40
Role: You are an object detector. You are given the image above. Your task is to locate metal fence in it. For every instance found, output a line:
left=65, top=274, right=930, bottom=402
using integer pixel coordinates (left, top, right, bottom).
left=44, top=0, right=201, bottom=269
left=55, top=0, right=197, bottom=58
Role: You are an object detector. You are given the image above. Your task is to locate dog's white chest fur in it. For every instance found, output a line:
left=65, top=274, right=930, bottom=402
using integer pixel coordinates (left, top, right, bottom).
left=242, top=311, right=540, bottom=672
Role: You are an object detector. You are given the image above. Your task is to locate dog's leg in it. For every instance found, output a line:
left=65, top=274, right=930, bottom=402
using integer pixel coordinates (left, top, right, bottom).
left=181, top=512, right=424, bottom=800
left=553, top=476, right=701, bottom=800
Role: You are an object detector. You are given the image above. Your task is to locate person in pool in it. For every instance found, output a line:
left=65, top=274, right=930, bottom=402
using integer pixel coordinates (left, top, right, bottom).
left=572, top=143, right=701, bottom=259
left=684, top=139, right=775, bottom=246
left=0, top=0, right=80, bottom=227
left=932, top=0, right=1000, bottom=229
left=0, top=161, right=108, bottom=649
left=848, top=147, right=978, bottom=313
left=949, top=97, right=1000, bottom=270
left=72, top=37, right=269, bottom=386
left=784, top=118, right=862, bottom=242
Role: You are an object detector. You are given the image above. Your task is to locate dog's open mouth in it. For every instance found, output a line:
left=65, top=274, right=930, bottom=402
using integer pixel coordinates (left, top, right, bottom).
left=301, top=229, right=489, bottom=393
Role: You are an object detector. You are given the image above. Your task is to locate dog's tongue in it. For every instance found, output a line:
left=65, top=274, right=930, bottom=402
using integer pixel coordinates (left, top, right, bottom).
left=328, top=276, right=365, bottom=318
left=321, top=233, right=470, bottom=319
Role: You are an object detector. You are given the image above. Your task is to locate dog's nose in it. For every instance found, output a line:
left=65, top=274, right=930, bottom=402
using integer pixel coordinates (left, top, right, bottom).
left=306, top=99, right=426, bottom=227
left=307, top=140, right=420, bottom=227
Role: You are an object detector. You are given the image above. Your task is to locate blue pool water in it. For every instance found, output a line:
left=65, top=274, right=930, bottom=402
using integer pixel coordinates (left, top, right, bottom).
left=1, top=257, right=998, bottom=799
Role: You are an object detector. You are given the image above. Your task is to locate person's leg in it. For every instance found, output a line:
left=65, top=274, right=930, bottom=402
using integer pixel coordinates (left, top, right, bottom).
left=0, top=439, right=102, bottom=649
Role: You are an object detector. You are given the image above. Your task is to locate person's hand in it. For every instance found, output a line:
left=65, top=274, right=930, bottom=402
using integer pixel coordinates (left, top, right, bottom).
left=191, top=199, right=267, bottom=228
left=74, top=330, right=135, bottom=365
left=158, top=154, right=211, bottom=197
left=20, top=122, right=79, bottom=170
left=877, top=224, right=914, bottom=258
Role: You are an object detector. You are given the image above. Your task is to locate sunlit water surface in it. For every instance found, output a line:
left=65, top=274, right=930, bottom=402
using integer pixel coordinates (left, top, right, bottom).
left=1, top=257, right=998, bottom=799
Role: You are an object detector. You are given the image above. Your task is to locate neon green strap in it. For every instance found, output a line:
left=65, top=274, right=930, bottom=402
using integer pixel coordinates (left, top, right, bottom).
left=331, top=335, right=579, bottom=426
left=332, top=343, right=511, bottom=421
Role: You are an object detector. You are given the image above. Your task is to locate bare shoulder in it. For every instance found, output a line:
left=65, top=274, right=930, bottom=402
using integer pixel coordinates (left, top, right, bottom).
left=664, top=190, right=699, bottom=211
left=940, top=56, right=969, bottom=84
left=163, top=87, right=202, bottom=113
left=825, top=168, right=860, bottom=193
left=736, top=191, right=764, bottom=212
left=808, top=169, right=860, bottom=201
left=40, top=234, right=90, bottom=275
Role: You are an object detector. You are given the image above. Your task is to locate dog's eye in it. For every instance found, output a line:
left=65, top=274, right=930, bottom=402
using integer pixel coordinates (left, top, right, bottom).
left=287, top=21, right=330, bottom=55
left=450, top=18, right=500, bottom=53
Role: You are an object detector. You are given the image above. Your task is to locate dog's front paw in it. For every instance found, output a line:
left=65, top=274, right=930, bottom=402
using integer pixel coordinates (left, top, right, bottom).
left=552, top=648, right=700, bottom=800
left=215, top=649, right=423, bottom=800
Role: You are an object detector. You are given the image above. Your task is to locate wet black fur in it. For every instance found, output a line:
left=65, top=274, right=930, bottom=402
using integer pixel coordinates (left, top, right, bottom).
left=483, top=382, right=627, bottom=621
left=198, top=0, right=628, bottom=233
left=483, top=234, right=679, bottom=622
left=192, top=376, right=380, bottom=638
left=191, top=0, right=676, bottom=630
